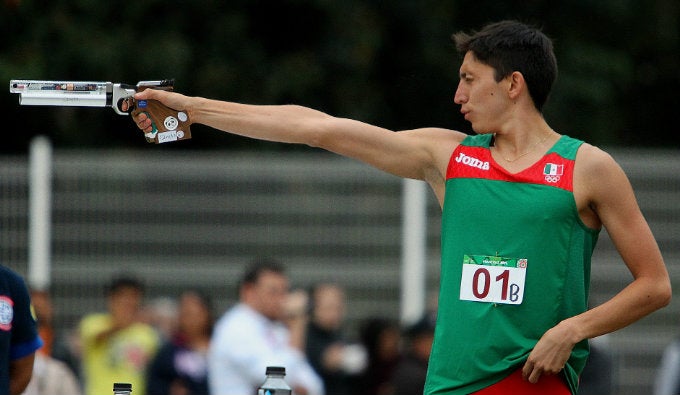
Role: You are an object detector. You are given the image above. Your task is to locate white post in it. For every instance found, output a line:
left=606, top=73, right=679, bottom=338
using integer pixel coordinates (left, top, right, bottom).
left=400, top=178, right=427, bottom=325
left=28, top=136, right=52, bottom=291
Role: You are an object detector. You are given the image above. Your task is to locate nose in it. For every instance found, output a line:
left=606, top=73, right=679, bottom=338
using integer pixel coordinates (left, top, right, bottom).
left=454, top=81, right=467, bottom=105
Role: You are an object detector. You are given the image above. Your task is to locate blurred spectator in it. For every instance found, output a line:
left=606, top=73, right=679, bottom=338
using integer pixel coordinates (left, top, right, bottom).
left=358, top=318, right=401, bottom=395
left=29, top=290, right=55, bottom=358
left=654, top=337, right=680, bottom=395
left=208, top=258, right=324, bottom=395
left=0, top=265, right=42, bottom=395
left=142, top=296, right=179, bottom=342
left=305, top=283, right=367, bottom=395
left=79, top=275, right=160, bottom=395
left=146, top=290, right=214, bottom=395
left=22, top=353, right=82, bottom=395
left=389, top=316, right=435, bottom=395
left=24, top=289, right=81, bottom=395
left=29, top=289, right=80, bottom=377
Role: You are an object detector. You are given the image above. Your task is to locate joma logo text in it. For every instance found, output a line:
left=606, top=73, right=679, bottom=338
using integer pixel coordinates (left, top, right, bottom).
left=455, top=152, right=490, bottom=170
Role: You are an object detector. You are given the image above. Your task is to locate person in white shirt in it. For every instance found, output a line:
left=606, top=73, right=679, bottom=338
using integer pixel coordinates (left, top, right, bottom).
left=208, top=258, right=324, bottom=395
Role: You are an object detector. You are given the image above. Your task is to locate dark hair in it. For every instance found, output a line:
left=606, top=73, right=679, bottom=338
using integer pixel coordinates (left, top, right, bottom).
left=403, top=315, right=436, bottom=340
left=106, top=275, right=145, bottom=296
left=240, top=257, right=286, bottom=288
left=181, top=288, right=216, bottom=338
left=359, top=317, right=399, bottom=361
left=452, top=20, right=557, bottom=111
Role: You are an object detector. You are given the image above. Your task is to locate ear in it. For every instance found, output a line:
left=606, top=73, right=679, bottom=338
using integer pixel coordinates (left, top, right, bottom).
left=507, top=71, right=525, bottom=100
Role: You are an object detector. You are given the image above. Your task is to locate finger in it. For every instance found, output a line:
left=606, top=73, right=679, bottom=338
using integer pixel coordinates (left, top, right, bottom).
left=528, top=368, right=542, bottom=384
left=521, top=359, right=543, bottom=384
left=134, top=112, right=148, bottom=124
left=134, top=89, right=154, bottom=100
left=521, top=360, right=533, bottom=380
left=141, top=118, right=154, bottom=131
left=119, top=97, right=135, bottom=112
left=135, top=88, right=168, bottom=101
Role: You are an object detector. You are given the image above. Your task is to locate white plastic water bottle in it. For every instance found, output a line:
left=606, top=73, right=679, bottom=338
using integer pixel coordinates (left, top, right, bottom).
left=257, top=366, right=292, bottom=395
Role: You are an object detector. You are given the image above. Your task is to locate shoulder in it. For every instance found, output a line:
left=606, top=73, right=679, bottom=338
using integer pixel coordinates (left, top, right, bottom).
left=0, top=265, right=28, bottom=291
left=215, top=305, right=258, bottom=333
left=574, top=143, right=630, bottom=194
left=398, top=127, right=468, bottom=182
left=574, top=143, right=619, bottom=174
left=573, top=142, right=639, bottom=226
left=0, top=265, right=20, bottom=279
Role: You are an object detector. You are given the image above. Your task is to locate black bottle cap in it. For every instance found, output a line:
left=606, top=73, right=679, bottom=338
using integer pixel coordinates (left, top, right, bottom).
left=266, top=366, right=286, bottom=375
left=114, top=383, right=132, bottom=392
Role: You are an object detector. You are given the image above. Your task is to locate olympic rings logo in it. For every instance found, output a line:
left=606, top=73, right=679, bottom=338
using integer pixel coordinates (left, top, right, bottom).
left=544, top=176, right=561, bottom=183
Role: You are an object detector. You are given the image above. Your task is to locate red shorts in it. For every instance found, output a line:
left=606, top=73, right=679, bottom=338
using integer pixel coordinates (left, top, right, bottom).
left=470, top=368, right=570, bottom=395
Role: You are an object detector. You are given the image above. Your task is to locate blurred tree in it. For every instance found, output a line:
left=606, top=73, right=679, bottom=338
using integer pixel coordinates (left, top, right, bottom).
left=1, top=0, right=678, bottom=152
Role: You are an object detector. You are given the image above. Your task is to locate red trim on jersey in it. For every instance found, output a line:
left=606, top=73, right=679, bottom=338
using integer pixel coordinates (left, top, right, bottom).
left=446, top=145, right=575, bottom=192
left=470, top=368, right=571, bottom=395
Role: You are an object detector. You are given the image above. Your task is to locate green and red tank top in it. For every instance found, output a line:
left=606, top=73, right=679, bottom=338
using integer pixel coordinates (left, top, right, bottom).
left=424, top=134, right=600, bottom=395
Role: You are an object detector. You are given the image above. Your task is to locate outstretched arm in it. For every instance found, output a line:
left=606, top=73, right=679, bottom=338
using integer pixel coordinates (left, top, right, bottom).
left=522, top=145, right=672, bottom=383
left=131, top=89, right=465, bottom=195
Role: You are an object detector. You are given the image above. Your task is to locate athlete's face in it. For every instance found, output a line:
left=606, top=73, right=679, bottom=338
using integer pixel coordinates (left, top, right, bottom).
left=454, top=52, right=511, bottom=134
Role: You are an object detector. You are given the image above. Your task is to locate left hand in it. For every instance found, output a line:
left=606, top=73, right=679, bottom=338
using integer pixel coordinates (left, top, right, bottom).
left=522, top=322, right=578, bottom=383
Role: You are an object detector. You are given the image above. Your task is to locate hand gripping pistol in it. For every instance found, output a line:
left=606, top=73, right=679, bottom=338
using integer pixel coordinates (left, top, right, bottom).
left=10, top=79, right=191, bottom=144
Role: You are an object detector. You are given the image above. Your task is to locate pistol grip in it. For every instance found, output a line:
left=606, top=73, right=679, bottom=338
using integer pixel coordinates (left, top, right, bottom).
left=131, top=99, right=192, bottom=144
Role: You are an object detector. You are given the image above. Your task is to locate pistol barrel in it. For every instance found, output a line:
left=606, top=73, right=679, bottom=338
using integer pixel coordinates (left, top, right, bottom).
left=10, top=80, right=109, bottom=108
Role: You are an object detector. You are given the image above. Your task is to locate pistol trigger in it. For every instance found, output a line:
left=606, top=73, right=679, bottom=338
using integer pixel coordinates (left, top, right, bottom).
left=118, top=97, right=136, bottom=113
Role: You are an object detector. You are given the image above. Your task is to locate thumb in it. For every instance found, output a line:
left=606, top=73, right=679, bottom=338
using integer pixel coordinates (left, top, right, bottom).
left=134, top=89, right=160, bottom=101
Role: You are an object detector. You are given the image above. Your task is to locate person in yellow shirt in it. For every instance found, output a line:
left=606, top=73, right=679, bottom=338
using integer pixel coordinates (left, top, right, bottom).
left=79, top=275, right=159, bottom=395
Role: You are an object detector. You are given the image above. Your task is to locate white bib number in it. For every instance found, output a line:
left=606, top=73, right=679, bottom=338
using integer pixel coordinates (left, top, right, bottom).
left=459, top=255, right=527, bottom=305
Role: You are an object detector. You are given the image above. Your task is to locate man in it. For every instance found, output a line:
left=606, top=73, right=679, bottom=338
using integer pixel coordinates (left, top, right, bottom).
left=25, top=289, right=81, bottom=395
left=306, top=283, right=366, bottom=395
left=129, top=20, right=671, bottom=394
left=208, top=259, right=324, bottom=395
left=0, top=266, right=42, bottom=395
left=79, top=275, right=159, bottom=395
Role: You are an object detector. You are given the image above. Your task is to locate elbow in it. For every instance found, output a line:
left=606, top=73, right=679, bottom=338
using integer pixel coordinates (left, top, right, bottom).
left=651, top=278, right=672, bottom=310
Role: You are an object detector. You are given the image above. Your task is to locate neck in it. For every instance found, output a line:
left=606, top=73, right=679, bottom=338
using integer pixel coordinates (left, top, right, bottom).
left=492, top=127, right=556, bottom=163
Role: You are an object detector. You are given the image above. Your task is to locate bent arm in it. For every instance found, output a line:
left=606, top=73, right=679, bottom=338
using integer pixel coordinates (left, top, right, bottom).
left=566, top=148, right=671, bottom=340
left=523, top=147, right=671, bottom=382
